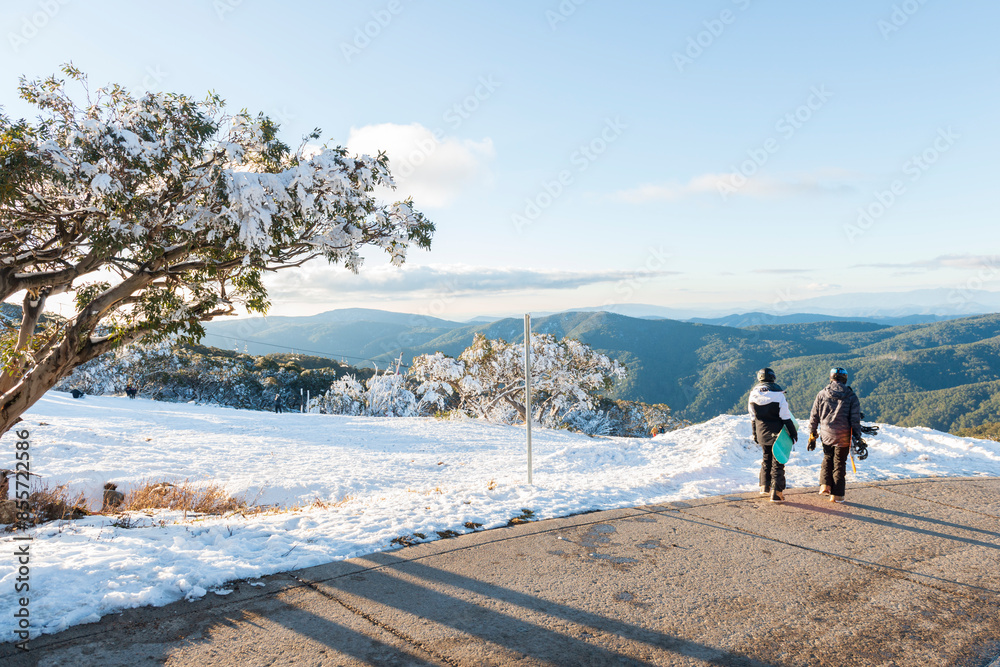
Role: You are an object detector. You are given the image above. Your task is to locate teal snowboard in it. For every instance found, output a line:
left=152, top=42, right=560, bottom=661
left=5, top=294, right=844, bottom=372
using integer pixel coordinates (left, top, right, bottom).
left=772, top=415, right=799, bottom=465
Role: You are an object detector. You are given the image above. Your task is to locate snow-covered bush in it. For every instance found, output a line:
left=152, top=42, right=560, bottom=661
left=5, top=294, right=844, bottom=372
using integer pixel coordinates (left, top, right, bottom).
left=310, top=375, right=365, bottom=416
left=61, top=337, right=686, bottom=437
left=364, top=371, right=418, bottom=417
left=410, top=333, right=627, bottom=428
left=410, top=352, right=463, bottom=414
left=564, top=399, right=690, bottom=437
left=310, top=369, right=417, bottom=417
left=562, top=408, right=618, bottom=436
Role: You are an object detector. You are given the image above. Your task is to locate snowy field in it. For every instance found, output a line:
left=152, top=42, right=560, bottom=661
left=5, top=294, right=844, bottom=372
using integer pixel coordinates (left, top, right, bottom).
left=3, top=392, right=1000, bottom=639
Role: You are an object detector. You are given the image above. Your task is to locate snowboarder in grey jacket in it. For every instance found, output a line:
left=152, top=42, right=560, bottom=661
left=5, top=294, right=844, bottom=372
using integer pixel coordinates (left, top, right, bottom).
left=807, top=367, right=862, bottom=503
left=748, top=368, right=797, bottom=503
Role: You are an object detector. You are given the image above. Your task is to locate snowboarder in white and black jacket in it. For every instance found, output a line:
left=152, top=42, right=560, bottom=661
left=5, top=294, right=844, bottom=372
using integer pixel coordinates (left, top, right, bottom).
left=748, top=368, right=797, bottom=502
left=807, top=367, right=862, bottom=503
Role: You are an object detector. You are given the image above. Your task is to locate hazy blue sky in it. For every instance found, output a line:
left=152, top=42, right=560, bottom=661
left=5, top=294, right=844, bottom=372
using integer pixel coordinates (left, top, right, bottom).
left=3, top=1, right=997, bottom=318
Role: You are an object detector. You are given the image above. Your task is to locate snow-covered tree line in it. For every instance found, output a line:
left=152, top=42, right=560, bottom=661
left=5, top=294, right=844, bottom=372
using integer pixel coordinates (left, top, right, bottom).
left=58, top=342, right=369, bottom=412
left=313, top=332, right=688, bottom=435
left=63, top=334, right=688, bottom=436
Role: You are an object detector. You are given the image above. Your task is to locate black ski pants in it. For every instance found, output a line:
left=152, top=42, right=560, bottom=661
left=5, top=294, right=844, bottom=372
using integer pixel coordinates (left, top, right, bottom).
left=820, top=444, right=850, bottom=498
left=759, top=444, right=785, bottom=493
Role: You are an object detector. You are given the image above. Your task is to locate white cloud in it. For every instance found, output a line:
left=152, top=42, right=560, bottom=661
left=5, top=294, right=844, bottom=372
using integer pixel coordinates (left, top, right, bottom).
left=613, top=174, right=726, bottom=203
left=266, top=264, right=680, bottom=302
left=925, top=255, right=1000, bottom=270
left=614, top=168, right=859, bottom=203
left=752, top=268, right=813, bottom=275
left=346, top=123, right=495, bottom=208
left=856, top=254, right=1000, bottom=271
left=804, top=283, right=841, bottom=292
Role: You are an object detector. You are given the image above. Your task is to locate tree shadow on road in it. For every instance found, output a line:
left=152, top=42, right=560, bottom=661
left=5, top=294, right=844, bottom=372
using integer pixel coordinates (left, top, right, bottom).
left=845, top=502, right=1000, bottom=542
left=299, top=553, right=774, bottom=667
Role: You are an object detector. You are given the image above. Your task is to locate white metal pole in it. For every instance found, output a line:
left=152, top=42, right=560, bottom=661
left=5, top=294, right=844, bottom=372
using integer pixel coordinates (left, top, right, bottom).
left=524, top=313, right=532, bottom=485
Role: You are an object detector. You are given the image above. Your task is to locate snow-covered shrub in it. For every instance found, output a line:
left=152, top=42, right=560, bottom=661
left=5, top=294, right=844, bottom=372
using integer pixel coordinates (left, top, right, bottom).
left=410, top=352, right=463, bottom=414
left=310, top=369, right=417, bottom=417
left=310, top=374, right=365, bottom=416
left=364, top=371, right=417, bottom=417
left=410, top=333, right=626, bottom=428
left=562, top=408, right=618, bottom=436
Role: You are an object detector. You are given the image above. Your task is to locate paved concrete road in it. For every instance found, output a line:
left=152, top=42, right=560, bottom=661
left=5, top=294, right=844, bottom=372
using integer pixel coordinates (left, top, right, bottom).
left=4, top=477, right=1000, bottom=666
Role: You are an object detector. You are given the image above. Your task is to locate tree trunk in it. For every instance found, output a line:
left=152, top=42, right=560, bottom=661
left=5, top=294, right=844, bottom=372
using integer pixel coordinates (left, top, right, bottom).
left=0, top=326, right=144, bottom=435
left=502, top=393, right=527, bottom=422
left=1, top=335, right=80, bottom=435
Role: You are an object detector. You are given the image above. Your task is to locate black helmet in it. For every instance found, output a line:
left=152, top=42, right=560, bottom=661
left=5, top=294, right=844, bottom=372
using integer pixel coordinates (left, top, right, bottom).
left=830, top=367, right=848, bottom=383
left=756, top=368, right=776, bottom=383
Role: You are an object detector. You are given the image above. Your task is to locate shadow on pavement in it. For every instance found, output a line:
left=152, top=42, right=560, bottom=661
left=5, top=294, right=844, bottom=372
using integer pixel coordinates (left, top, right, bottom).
left=846, top=502, right=1000, bottom=541
left=299, top=553, right=773, bottom=667
left=249, top=603, right=443, bottom=667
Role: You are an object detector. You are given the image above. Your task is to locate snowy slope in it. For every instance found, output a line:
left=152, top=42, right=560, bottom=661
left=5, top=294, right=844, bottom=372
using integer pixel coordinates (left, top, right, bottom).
left=2, top=392, right=999, bottom=639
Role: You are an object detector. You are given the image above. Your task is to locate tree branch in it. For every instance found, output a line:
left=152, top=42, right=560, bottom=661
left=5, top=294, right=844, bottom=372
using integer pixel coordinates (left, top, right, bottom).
left=0, top=290, right=49, bottom=394
left=0, top=246, right=105, bottom=303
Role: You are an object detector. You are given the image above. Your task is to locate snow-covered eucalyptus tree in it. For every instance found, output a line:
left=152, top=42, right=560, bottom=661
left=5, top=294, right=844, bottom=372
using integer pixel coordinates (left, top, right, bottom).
left=0, top=65, right=433, bottom=434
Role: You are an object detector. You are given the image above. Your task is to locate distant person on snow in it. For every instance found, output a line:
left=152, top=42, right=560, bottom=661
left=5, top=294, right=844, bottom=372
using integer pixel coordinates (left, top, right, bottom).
left=273, top=393, right=284, bottom=414
left=807, top=367, right=862, bottom=504
left=748, top=368, right=797, bottom=503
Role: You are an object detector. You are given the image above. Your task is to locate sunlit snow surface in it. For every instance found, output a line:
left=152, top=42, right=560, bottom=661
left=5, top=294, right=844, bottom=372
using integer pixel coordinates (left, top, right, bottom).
left=3, top=392, right=999, bottom=638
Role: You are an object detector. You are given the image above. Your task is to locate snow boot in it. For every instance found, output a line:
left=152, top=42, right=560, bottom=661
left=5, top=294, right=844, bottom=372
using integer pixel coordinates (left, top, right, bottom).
left=770, top=490, right=784, bottom=503
left=819, top=485, right=832, bottom=496
left=759, top=486, right=769, bottom=496
left=830, top=495, right=845, bottom=503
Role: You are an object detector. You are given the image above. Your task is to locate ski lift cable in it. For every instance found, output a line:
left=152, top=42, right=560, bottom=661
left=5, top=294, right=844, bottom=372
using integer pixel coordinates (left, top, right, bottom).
left=201, top=332, right=411, bottom=369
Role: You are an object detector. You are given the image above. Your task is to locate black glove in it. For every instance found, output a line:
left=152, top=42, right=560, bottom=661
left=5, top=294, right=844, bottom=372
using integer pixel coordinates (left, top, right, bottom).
left=852, top=434, right=869, bottom=460
left=807, top=433, right=817, bottom=451
left=784, top=419, right=798, bottom=443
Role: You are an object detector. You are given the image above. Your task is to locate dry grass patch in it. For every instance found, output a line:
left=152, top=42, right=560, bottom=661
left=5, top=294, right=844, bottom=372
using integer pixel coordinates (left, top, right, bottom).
left=506, top=508, right=535, bottom=526
left=31, top=484, right=90, bottom=521
left=2, top=483, right=90, bottom=529
left=390, top=532, right=428, bottom=547
left=121, top=480, right=248, bottom=515
left=306, top=495, right=354, bottom=510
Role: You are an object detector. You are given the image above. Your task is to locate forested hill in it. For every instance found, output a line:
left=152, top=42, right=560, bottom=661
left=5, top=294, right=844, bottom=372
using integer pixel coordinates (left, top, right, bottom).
left=745, top=315, right=1000, bottom=432
left=203, top=309, right=1000, bottom=432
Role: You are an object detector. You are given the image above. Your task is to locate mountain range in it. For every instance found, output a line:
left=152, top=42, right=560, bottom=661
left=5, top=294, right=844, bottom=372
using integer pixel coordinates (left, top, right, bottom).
left=491, top=288, right=1000, bottom=322
left=202, top=305, right=1000, bottom=433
